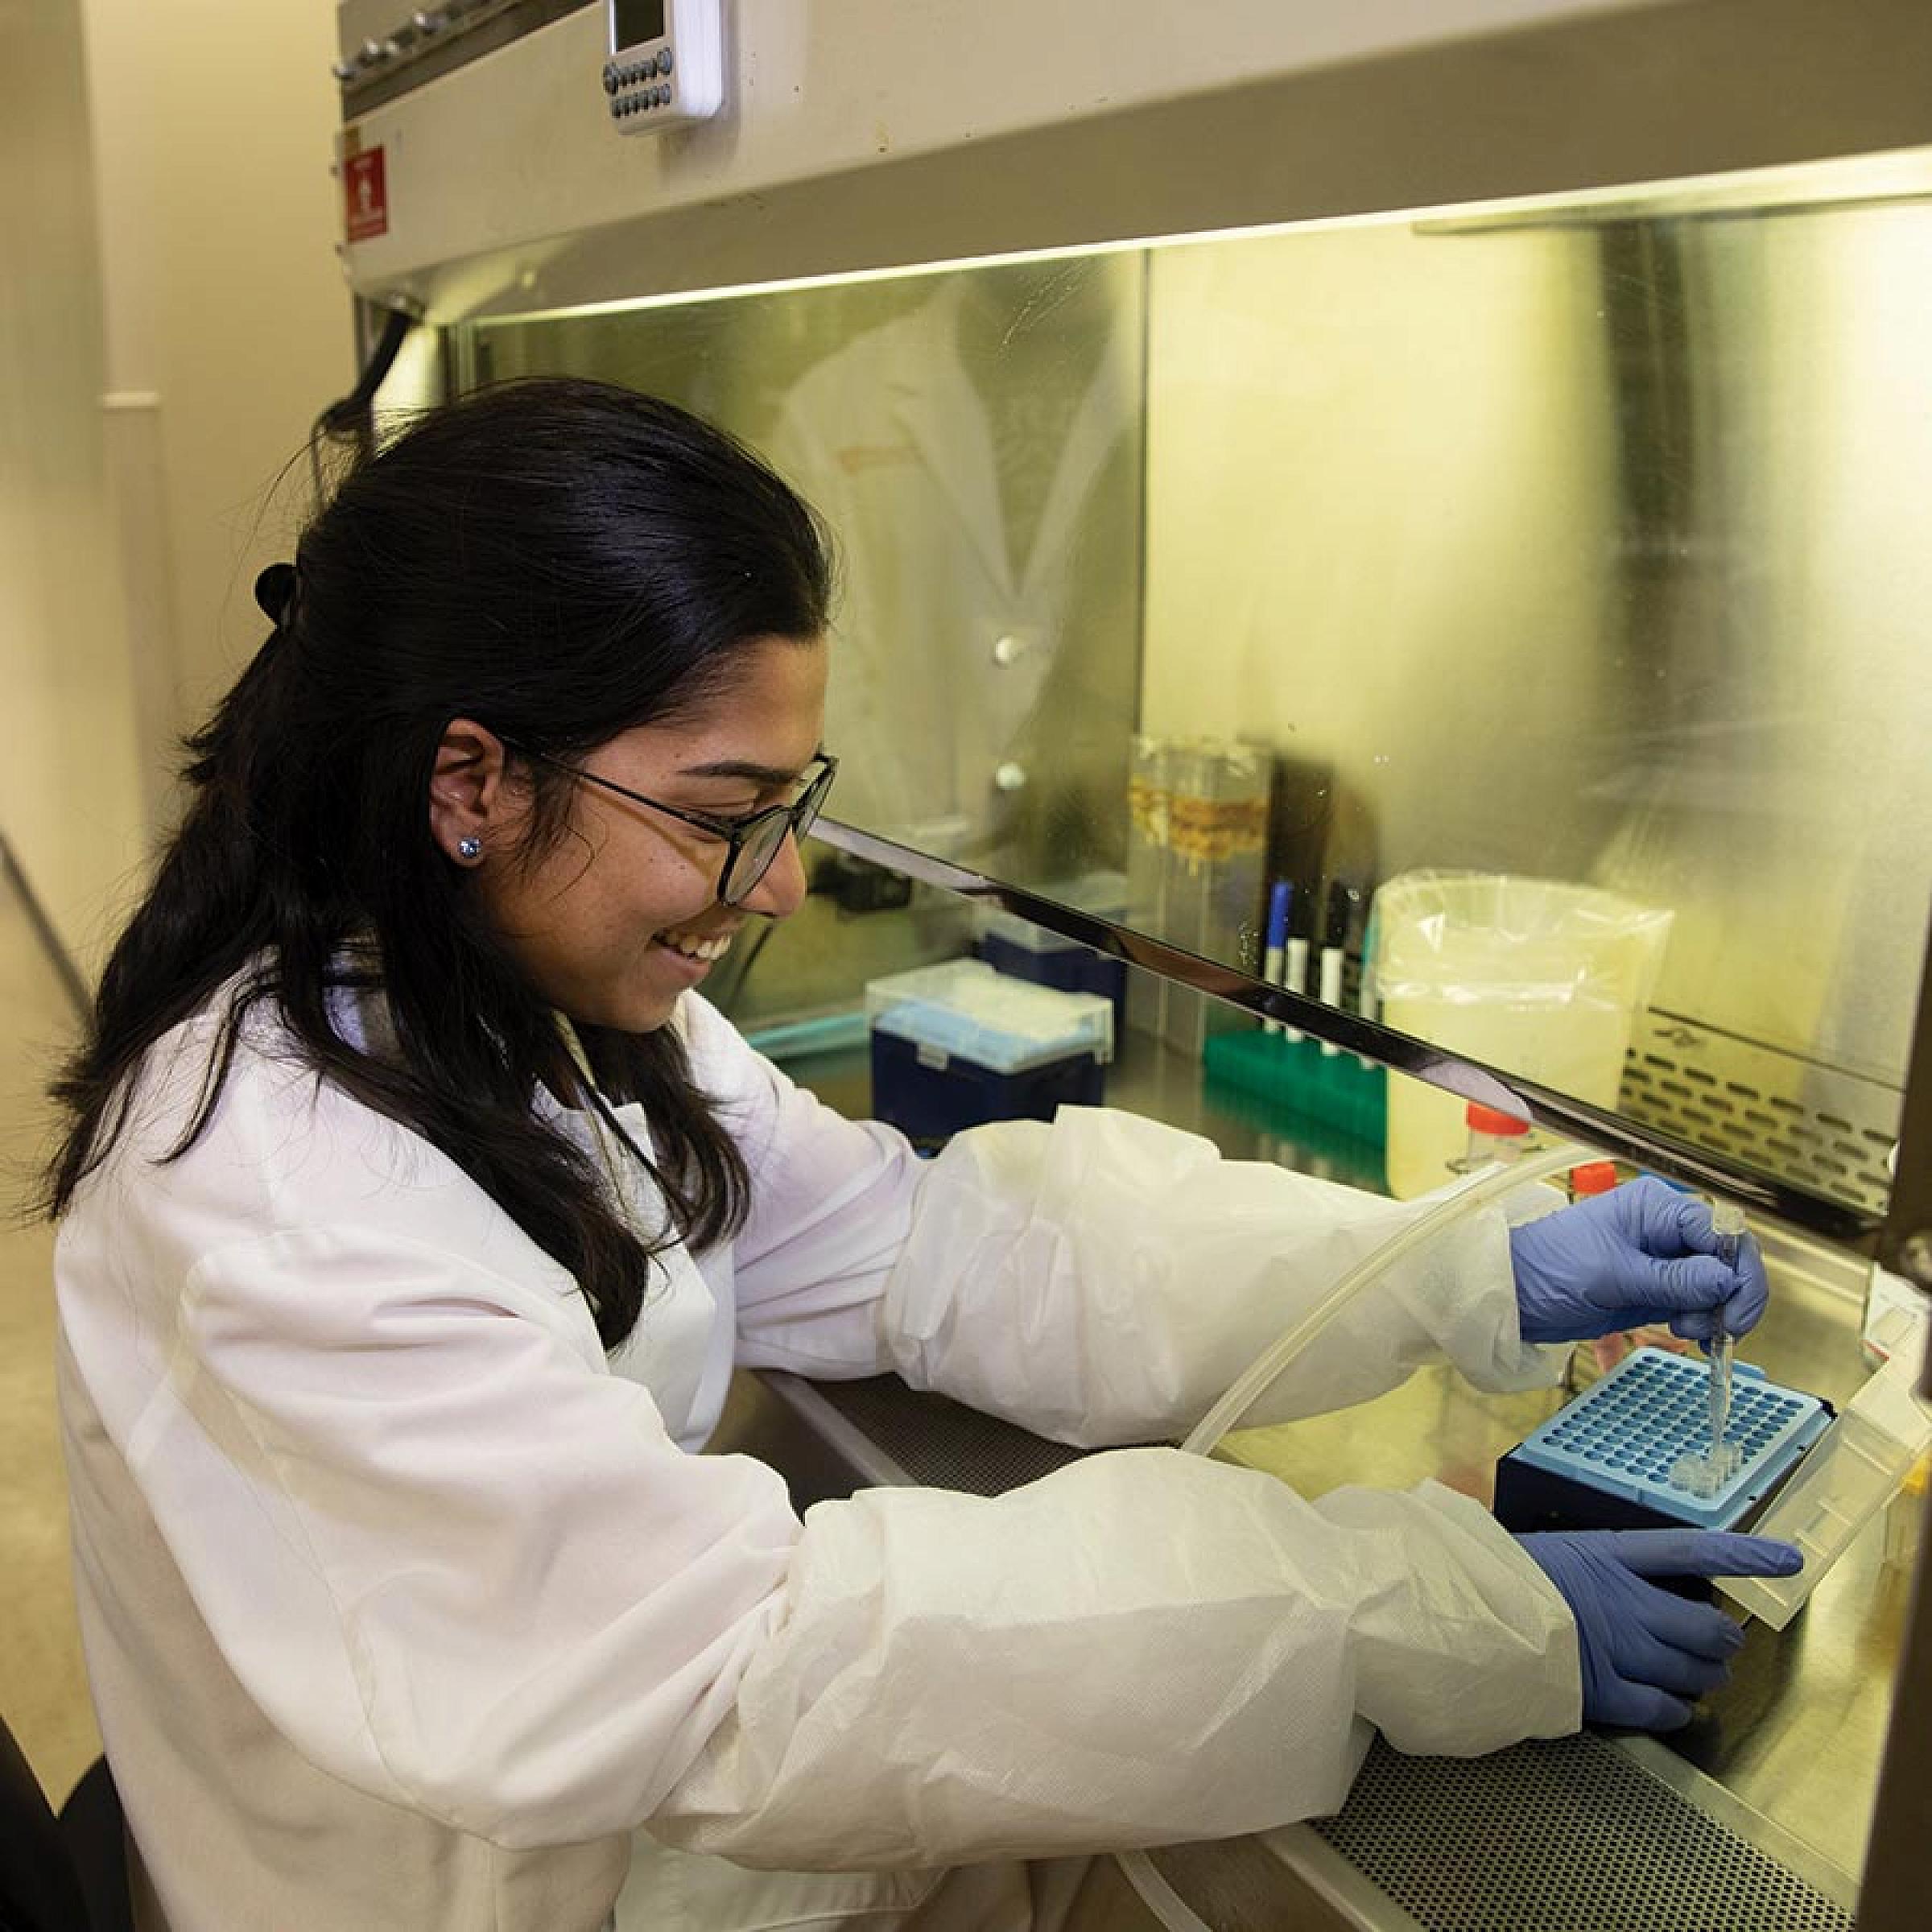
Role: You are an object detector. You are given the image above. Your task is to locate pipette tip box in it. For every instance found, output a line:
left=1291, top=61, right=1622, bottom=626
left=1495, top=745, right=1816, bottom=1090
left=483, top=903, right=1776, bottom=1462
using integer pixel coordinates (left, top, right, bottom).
left=866, top=959, right=1113, bottom=1141
left=976, top=872, right=1129, bottom=1022
left=1494, top=1347, right=1831, bottom=1534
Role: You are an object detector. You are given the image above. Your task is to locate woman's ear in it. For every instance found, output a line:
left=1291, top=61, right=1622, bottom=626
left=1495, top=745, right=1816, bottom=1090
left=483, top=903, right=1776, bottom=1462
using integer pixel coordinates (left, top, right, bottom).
left=428, top=718, right=510, bottom=866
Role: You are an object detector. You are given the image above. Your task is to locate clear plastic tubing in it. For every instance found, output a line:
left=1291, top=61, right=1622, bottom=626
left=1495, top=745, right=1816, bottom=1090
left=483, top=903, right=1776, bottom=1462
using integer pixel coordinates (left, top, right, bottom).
left=1117, top=1142, right=1588, bottom=1927
left=1180, top=1139, right=1586, bottom=1461
left=1113, top=1849, right=1217, bottom=1932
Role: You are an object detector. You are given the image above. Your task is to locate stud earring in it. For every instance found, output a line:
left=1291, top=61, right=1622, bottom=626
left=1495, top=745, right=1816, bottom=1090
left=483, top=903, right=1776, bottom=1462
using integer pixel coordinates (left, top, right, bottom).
left=456, top=836, right=482, bottom=862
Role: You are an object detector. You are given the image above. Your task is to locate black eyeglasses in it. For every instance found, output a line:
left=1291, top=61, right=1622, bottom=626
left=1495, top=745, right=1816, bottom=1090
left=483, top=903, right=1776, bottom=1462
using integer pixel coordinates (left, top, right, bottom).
left=505, top=742, right=838, bottom=908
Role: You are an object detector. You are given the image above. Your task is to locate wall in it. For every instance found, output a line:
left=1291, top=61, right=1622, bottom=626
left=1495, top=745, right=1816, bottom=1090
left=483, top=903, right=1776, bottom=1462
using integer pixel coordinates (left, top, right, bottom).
left=0, top=0, right=146, bottom=969
left=0, top=0, right=353, bottom=972
left=80, top=0, right=355, bottom=752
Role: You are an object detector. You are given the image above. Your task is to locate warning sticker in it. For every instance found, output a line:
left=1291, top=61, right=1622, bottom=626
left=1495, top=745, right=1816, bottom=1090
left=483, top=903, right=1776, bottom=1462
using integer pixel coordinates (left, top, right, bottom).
left=344, top=146, right=388, bottom=243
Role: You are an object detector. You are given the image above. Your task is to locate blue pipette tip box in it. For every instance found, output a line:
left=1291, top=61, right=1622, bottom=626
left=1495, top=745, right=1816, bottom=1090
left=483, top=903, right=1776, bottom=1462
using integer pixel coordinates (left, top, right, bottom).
left=1494, top=1346, right=1832, bottom=1534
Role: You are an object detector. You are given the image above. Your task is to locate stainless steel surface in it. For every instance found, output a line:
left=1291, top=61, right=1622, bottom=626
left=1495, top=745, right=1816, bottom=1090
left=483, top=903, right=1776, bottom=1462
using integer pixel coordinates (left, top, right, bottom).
left=810, top=816, right=1879, bottom=1247
left=1880, top=905, right=1932, bottom=1291
left=1621, top=1008, right=1902, bottom=1217
left=740, top=1249, right=1904, bottom=1918
left=1860, top=905, right=1932, bottom=1931
left=1140, top=192, right=1932, bottom=1104
left=1859, top=1483, right=1932, bottom=1932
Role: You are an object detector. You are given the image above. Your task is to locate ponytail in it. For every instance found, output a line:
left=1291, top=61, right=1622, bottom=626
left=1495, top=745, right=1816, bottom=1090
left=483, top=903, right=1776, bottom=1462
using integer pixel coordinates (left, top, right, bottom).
left=42, top=380, right=832, bottom=1349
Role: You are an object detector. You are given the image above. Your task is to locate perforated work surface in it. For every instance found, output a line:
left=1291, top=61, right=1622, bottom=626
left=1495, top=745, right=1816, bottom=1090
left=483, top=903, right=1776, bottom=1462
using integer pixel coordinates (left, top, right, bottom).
left=811, top=1375, right=1096, bottom=1495
left=1311, top=1734, right=1854, bottom=1932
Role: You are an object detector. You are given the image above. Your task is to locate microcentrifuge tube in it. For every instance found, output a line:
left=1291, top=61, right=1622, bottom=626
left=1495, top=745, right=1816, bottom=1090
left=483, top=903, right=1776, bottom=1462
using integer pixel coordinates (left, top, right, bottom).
left=1707, top=1202, right=1747, bottom=1449
left=1673, top=1202, right=1750, bottom=1496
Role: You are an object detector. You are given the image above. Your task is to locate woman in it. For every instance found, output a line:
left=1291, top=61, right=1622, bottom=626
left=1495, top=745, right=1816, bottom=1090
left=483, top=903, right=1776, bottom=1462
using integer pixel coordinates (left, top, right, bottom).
left=46, top=378, right=1796, bottom=1932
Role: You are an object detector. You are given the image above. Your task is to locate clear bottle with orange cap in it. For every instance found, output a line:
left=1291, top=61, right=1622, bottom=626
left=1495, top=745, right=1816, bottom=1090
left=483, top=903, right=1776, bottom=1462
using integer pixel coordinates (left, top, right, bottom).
left=1451, top=1101, right=1533, bottom=1174
left=1569, top=1159, right=1619, bottom=1203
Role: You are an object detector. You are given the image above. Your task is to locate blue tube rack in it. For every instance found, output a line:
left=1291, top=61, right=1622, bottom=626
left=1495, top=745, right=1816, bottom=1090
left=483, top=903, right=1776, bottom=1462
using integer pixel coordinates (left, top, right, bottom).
left=1495, top=1346, right=1831, bottom=1534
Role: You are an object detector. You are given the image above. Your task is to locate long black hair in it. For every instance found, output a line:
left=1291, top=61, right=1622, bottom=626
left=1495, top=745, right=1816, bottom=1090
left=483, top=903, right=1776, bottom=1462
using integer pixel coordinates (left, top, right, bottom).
left=43, top=378, right=833, bottom=1349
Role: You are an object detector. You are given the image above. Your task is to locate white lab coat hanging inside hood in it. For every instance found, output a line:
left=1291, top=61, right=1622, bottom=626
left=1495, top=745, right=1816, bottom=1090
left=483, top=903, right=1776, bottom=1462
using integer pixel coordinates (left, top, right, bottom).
left=768, top=262, right=1143, bottom=869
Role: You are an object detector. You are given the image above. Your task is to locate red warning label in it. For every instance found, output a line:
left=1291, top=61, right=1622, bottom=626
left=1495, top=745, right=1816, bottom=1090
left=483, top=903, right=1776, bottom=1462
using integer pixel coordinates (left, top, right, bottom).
left=344, top=146, right=388, bottom=243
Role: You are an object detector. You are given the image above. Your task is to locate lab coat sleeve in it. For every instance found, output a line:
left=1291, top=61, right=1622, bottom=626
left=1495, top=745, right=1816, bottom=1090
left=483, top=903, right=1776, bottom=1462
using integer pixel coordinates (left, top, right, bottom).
left=875, top=1105, right=1568, bottom=1446
left=646, top=1448, right=1579, bottom=1868
left=696, top=965, right=1562, bottom=1446
left=677, top=997, right=923, bottom=1378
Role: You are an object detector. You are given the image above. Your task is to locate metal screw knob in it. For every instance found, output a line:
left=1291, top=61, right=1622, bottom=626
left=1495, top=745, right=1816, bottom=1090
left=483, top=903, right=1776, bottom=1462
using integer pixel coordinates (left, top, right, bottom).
left=1897, top=1231, right=1932, bottom=1291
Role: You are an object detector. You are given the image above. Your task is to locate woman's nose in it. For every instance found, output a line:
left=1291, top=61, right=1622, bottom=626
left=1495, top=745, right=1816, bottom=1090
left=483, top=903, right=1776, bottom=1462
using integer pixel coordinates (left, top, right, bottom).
left=737, top=828, right=810, bottom=919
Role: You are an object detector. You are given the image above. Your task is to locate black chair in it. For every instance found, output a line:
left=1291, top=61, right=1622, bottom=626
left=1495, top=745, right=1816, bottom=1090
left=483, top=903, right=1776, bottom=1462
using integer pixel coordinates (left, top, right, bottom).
left=0, top=1717, right=131, bottom=1932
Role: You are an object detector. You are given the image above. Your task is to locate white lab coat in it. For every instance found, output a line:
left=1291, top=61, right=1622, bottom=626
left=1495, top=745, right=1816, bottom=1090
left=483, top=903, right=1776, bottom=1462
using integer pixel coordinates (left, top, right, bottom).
left=54, top=980, right=1579, bottom=1932
left=767, top=277, right=1141, bottom=861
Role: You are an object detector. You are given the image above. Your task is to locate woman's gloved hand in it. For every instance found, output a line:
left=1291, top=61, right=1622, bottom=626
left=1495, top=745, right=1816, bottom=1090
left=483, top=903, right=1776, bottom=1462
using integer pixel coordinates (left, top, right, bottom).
left=1508, top=1177, right=1769, bottom=1344
left=1519, top=1530, right=1802, bottom=1730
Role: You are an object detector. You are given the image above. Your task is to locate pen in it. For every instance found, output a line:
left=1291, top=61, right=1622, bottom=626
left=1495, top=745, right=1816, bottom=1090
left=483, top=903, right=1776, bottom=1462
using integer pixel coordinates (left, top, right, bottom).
left=1263, top=881, right=1291, bottom=1036
left=1319, top=881, right=1348, bottom=1056
left=1355, top=891, right=1377, bottom=1068
left=1285, top=893, right=1310, bottom=1042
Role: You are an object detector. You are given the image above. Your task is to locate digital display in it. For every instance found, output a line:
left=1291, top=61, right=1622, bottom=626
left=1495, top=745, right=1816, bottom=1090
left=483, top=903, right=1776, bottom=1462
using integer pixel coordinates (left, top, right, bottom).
left=611, top=0, right=667, bottom=49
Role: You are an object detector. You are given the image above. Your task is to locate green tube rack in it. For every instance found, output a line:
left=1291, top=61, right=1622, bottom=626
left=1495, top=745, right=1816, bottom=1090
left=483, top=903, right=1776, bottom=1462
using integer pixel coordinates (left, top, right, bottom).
left=1203, top=1029, right=1388, bottom=1159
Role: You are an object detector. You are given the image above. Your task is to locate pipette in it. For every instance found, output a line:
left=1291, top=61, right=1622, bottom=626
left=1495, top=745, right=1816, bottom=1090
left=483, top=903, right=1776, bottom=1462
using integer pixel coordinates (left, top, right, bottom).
left=1670, top=1200, right=1748, bottom=1496
left=1707, top=1201, right=1746, bottom=1456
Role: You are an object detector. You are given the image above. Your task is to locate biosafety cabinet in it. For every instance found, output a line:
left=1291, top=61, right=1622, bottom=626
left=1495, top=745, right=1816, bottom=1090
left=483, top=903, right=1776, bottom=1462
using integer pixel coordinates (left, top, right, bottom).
left=334, top=3, right=1932, bottom=1924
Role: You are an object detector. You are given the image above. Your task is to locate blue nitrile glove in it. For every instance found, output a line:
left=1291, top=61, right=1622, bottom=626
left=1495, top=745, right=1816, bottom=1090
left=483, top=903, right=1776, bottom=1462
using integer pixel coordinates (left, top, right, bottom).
left=1508, top=1177, right=1770, bottom=1344
left=1519, top=1530, right=1802, bottom=1730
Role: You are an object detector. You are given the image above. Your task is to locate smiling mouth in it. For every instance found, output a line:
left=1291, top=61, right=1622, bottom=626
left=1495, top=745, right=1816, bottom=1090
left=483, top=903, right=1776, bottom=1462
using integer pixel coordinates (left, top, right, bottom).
left=655, top=929, right=734, bottom=964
